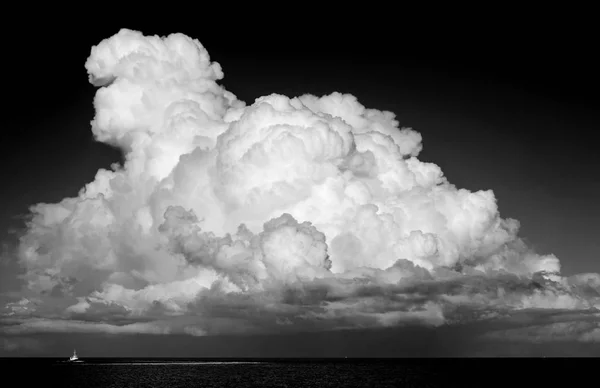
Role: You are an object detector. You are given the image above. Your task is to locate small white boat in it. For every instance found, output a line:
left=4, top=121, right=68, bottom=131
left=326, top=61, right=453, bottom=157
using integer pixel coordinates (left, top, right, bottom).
left=69, top=349, right=83, bottom=362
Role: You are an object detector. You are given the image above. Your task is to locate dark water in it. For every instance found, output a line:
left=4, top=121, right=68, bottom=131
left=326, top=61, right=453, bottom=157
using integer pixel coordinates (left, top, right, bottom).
left=1, top=358, right=571, bottom=387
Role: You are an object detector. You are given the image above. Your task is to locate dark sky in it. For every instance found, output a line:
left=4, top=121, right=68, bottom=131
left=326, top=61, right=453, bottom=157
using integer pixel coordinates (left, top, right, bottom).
left=10, top=323, right=600, bottom=358
left=1, top=15, right=599, bottom=356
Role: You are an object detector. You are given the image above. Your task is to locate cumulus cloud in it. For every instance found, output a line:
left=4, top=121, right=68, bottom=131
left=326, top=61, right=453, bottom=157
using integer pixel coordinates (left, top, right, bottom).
left=2, top=28, right=599, bottom=340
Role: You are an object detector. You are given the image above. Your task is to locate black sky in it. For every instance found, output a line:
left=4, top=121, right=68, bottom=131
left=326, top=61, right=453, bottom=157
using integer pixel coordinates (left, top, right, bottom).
left=1, top=14, right=599, bottom=356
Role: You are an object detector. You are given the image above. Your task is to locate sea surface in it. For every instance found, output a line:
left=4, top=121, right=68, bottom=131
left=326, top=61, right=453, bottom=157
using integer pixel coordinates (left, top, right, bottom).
left=1, top=357, right=570, bottom=387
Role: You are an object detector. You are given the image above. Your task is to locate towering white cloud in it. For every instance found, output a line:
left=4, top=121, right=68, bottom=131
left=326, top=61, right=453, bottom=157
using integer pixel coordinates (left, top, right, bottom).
left=3, top=28, right=598, bottom=340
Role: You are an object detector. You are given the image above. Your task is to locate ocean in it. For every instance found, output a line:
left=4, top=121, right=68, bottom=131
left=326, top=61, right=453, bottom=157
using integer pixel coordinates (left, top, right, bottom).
left=1, top=358, right=569, bottom=387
